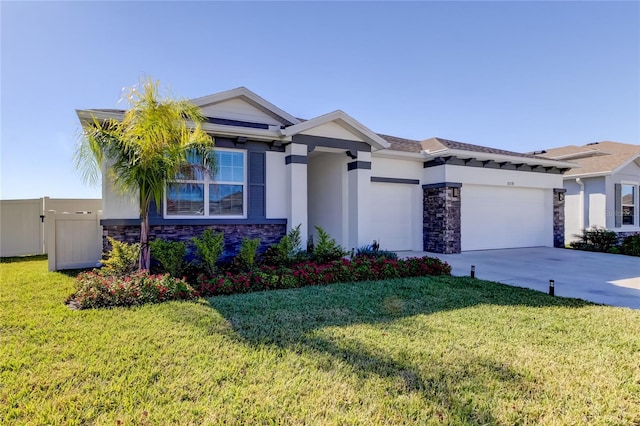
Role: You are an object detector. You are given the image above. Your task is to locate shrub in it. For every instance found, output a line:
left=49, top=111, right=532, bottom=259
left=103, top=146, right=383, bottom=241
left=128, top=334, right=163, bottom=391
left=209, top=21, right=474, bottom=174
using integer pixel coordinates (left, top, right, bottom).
left=150, top=238, right=188, bottom=277
left=191, top=229, right=225, bottom=276
left=620, top=234, right=640, bottom=257
left=196, top=255, right=451, bottom=297
left=234, top=237, right=261, bottom=272
left=260, top=224, right=308, bottom=267
left=355, top=243, right=398, bottom=260
left=311, top=226, right=347, bottom=264
left=570, top=226, right=618, bottom=253
left=102, top=237, right=140, bottom=276
left=69, top=270, right=196, bottom=309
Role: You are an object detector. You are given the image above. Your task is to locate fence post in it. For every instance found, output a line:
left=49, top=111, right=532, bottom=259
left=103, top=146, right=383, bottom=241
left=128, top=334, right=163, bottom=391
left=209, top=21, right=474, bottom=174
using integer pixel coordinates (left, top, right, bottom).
left=45, top=210, right=56, bottom=271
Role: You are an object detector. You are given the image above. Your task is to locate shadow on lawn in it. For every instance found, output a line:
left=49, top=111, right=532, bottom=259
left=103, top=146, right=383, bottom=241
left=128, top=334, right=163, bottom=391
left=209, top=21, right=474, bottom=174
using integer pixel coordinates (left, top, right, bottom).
left=167, top=275, right=591, bottom=422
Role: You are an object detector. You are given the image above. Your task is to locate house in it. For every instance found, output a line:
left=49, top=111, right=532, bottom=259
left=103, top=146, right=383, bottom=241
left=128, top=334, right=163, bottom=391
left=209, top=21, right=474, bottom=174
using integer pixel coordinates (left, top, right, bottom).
left=535, top=141, right=640, bottom=243
left=76, top=87, right=577, bottom=256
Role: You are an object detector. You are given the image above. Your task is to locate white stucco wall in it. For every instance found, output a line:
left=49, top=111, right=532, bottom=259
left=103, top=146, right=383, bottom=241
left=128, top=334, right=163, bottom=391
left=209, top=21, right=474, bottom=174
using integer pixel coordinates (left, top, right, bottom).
left=307, top=152, right=347, bottom=247
left=265, top=151, right=287, bottom=219
left=435, top=165, right=564, bottom=189
left=101, top=161, right=139, bottom=220
left=300, top=122, right=365, bottom=142
left=563, top=179, right=583, bottom=243
left=584, top=178, right=606, bottom=229
left=371, top=157, right=423, bottom=180
left=200, top=98, right=283, bottom=126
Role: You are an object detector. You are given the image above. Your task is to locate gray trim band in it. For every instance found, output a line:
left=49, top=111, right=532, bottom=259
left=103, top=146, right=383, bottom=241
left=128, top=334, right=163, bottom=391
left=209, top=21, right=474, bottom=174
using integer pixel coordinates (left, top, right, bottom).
left=423, top=156, right=565, bottom=174
left=347, top=161, right=372, bottom=171
left=292, top=134, right=371, bottom=153
left=101, top=218, right=288, bottom=227
left=371, top=177, right=420, bottom=185
left=422, top=182, right=463, bottom=189
left=285, top=155, right=308, bottom=165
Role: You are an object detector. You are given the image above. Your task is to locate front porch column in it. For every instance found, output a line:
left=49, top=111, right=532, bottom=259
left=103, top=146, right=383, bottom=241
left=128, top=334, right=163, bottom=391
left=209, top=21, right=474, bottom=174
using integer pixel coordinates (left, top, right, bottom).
left=347, top=151, right=372, bottom=250
left=423, top=182, right=462, bottom=254
left=553, top=188, right=566, bottom=248
left=285, top=143, right=308, bottom=244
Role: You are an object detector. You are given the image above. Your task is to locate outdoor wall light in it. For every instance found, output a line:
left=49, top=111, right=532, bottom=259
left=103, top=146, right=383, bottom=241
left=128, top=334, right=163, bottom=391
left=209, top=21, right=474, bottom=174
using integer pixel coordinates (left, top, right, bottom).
left=558, top=192, right=565, bottom=202
left=452, top=187, right=460, bottom=197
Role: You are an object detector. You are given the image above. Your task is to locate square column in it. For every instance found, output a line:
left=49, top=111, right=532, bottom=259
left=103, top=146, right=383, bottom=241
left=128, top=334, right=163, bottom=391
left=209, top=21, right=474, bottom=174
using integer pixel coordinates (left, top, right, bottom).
left=553, top=188, right=566, bottom=248
left=347, top=151, right=372, bottom=250
left=285, top=143, right=308, bottom=244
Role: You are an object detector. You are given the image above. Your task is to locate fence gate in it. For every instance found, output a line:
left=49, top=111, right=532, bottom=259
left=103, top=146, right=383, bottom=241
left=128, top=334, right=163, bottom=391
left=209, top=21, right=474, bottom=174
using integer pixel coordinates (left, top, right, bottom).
left=46, top=211, right=103, bottom=271
left=0, top=198, right=44, bottom=257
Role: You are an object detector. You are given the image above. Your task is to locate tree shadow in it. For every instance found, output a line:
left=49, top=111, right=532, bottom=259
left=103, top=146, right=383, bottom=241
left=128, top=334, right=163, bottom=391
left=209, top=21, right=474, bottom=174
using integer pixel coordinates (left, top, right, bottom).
left=163, top=275, right=592, bottom=422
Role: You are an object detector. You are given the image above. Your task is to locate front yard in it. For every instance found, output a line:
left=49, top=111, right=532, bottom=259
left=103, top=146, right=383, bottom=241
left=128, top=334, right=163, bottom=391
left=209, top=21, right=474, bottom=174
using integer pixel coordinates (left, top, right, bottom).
left=1, top=257, right=639, bottom=425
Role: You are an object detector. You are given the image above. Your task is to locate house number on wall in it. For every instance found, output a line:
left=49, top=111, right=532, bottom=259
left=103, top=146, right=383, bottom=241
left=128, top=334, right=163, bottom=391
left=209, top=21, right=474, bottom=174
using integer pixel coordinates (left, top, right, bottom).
left=507, top=182, right=515, bottom=186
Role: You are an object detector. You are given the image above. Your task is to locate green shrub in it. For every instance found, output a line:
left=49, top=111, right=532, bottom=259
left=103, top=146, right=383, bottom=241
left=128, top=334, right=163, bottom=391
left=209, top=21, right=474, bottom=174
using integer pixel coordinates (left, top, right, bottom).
left=234, top=237, right=261, bottom=272
left=570, top=226, right=618, bottom=253
left=312, top=226, right=347, bottom=264
left=260, top=224, right=308, bottom=267
left=355, top=243, right=398, bottom=260
left=69, top=269, right=196, bottom=309
left=150, top=239, right=188, bottom=277
left=102, top=237, right=140, bottom=276
left=620, top=234, right=640, bottom=257
left=191, top=229, right=225, bottom=276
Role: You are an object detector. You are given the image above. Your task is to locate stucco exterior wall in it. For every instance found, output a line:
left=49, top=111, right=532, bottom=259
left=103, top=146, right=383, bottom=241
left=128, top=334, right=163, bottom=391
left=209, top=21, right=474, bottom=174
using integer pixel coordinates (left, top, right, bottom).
left=308, top=152, right=347, bottom=247
left=606, top=160, right=640, bottom=231
left=371, top=156, right=423, bottom=180
left=101, top=161, right=139, bottom=220
left=265, top=151, right=287, bottom=219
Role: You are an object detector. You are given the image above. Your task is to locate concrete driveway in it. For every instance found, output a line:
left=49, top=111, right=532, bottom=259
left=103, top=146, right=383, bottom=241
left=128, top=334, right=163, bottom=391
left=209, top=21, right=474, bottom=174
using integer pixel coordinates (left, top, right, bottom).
left=400, top=247, right=640, bottom=310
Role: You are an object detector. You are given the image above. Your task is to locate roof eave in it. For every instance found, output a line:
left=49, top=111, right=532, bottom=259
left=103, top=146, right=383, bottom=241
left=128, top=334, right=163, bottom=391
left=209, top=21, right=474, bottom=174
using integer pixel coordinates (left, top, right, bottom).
left=424, top=148, right=579, bottom=169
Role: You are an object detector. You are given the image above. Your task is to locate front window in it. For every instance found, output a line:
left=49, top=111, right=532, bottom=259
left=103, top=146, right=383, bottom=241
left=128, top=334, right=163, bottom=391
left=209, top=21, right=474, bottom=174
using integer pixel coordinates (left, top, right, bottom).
left=165, top=149, right=246, bottom=217
left=622, top=184, right=636, bottom=226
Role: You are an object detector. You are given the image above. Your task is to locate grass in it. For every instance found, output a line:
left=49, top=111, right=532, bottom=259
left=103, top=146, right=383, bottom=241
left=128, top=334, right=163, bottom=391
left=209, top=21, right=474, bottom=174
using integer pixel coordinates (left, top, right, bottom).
left=1, top=257, right=639, bottom=425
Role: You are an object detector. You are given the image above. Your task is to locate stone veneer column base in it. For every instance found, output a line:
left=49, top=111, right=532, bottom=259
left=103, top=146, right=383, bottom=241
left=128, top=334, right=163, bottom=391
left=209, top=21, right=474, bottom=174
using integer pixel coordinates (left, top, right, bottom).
left=103, top=224, right=287, bottom=260
left=423, top=183, right=461, bottom=254
left=553, top=188, right=566, bottom=248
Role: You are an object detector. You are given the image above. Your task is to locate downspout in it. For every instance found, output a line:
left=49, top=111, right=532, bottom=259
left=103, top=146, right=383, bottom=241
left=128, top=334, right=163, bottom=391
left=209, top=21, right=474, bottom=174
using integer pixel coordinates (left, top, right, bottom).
left=576, top=178, right=585, bottom=230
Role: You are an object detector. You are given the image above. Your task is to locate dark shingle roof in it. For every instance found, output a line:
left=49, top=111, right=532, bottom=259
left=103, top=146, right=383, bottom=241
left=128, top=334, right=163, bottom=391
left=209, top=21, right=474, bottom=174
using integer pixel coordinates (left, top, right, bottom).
left=377, top=134, right=423, bottom=153
left=422, top=137, right=544, bottom=159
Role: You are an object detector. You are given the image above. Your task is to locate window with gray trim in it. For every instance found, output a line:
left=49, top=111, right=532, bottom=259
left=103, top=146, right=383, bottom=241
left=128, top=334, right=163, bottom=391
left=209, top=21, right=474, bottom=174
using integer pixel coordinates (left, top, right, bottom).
left=621, top=184, right=636, bottom=225
left=165, top=149, right=246, bottom=217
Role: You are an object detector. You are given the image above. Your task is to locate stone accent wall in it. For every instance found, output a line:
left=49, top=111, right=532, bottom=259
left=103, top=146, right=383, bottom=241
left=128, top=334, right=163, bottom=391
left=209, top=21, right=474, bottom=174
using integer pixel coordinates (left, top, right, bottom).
left=423, top=185, right=461, bottom=254
left=103, top=224, right=287, bottom=261
left=553, top=188, right=566, bottom=248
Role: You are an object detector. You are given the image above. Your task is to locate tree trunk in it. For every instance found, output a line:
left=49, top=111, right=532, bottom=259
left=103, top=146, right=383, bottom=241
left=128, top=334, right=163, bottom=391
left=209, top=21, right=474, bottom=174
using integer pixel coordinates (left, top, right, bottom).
left=139, top=212, right=151, bottom=271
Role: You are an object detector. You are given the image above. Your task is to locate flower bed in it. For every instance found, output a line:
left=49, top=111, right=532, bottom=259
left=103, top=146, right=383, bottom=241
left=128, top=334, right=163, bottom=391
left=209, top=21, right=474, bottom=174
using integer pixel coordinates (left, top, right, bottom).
left=195, top=256, right=451, bottom=297
left=69, top=270, right=197, bottom=309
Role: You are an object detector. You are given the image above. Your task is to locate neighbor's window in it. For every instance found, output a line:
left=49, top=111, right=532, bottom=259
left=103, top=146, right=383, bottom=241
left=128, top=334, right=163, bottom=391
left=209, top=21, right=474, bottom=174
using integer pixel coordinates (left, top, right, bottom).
left=165, top=149, right=245, bottom=217
left=621, top=184, right=636, bottom=225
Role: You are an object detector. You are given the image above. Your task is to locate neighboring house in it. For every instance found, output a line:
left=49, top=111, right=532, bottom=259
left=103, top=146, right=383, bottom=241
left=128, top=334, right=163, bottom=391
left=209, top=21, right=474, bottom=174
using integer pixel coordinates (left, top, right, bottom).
left=535, top=141, right=640, bottom=243
left=77, top=87, right=576, bottom=255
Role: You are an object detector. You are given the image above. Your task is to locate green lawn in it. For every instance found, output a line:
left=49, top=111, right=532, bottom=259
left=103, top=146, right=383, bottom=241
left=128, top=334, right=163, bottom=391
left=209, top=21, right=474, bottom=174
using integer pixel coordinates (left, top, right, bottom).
left=1, top=257, right=639, bottom=425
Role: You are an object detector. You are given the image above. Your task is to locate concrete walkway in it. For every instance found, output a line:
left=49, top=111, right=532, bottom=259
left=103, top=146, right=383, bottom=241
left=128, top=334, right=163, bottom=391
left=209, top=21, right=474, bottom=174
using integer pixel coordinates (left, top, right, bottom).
left=398, top=247, right=640, bottom=310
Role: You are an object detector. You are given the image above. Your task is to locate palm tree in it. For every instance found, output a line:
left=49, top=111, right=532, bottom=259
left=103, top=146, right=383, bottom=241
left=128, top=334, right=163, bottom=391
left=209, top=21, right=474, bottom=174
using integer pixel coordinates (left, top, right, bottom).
left=75, top=78, right=214, bottom=270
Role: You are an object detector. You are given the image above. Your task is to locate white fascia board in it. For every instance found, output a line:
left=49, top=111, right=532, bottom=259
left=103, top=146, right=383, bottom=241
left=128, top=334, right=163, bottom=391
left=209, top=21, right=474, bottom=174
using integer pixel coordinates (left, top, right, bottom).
left=189, top=87, right=300, bottom=126
left=284, top=110, right=391, bottom=151
left=426, top=148, right=579, bottom=169
left=77, top=108, right=286, bottom=142
left=76, top=109, right=123, bottom=123
left=563, top=172, right=610, bottom=179
left=372, top=149, right=426, bottom=161
left=200, top=122, right=283, bottom=141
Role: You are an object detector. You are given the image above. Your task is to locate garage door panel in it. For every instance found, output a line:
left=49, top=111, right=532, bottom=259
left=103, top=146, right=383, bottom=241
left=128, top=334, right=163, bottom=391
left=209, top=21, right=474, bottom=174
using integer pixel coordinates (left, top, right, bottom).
left=370, top=183, right=413, bottom=251
left=461, top=185, right=550, bottom=251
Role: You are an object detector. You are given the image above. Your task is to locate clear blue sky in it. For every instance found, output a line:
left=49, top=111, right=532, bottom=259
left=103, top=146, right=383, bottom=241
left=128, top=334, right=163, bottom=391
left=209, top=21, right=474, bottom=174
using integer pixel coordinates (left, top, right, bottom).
left=1, top=1, right=638, bottom=199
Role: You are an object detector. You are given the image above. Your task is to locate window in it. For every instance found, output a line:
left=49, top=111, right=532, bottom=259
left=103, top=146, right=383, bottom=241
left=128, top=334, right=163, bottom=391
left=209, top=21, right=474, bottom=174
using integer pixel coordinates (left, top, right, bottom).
left=621, top=184, right=636, bottom=226
left=165, top=150, right=246, bottom=217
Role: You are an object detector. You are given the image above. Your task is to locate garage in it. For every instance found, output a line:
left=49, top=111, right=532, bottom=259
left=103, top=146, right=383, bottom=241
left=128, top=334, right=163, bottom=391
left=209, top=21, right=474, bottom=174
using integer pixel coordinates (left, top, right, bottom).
left=461, top=184, right=553, bottom=251
left=370, top=182, right=416, bottom=251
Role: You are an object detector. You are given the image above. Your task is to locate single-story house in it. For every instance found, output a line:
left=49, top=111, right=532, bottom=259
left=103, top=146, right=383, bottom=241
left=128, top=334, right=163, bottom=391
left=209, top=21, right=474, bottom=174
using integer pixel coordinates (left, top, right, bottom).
left=77, top=87, right=577, bottom=255
left=535, top=141, right=640, bottom=243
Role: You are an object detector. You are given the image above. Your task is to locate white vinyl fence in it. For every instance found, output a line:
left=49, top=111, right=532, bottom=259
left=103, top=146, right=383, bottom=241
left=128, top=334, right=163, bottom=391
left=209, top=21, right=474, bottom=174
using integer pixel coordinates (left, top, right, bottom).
left=0, top=197, right=102, bottom=270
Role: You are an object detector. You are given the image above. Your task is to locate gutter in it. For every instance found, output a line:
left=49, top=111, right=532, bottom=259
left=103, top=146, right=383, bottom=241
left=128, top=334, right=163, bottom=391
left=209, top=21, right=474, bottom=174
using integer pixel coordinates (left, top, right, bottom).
left=576, top=178, right=585, bottom=231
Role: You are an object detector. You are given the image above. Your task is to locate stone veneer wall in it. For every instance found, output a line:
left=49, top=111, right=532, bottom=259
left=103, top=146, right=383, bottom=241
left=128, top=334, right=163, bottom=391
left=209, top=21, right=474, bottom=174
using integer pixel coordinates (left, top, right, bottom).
left=553, top=188, right=566, bottom=248
left=423, top=184, right=461, bottom=254
left=103, top=224, right=287, bottom=261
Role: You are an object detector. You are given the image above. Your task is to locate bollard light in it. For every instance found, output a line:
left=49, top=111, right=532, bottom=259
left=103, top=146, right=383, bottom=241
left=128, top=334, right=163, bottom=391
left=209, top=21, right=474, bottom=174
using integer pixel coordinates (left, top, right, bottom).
left=549, top=279, right=555, bottom=296
left=471, top=265, right=476, bottom=279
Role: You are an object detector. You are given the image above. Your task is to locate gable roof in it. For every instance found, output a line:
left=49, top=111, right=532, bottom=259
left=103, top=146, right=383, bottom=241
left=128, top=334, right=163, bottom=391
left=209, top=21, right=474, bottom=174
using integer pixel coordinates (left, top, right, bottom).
left=284, top=110, right=390, bottom=151
left=536, top=141, right=640, bottom=177
left=189, top=87, right=301, bottom=127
